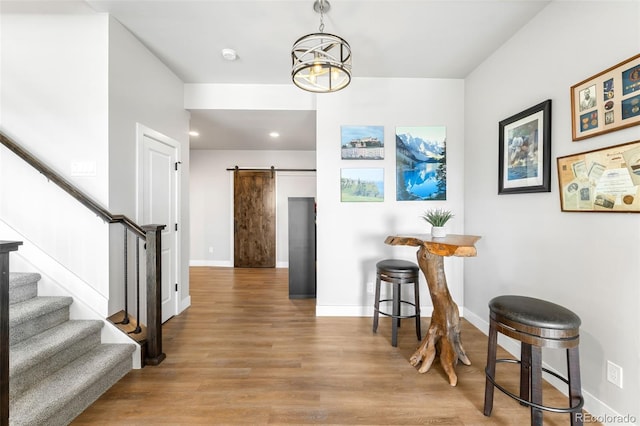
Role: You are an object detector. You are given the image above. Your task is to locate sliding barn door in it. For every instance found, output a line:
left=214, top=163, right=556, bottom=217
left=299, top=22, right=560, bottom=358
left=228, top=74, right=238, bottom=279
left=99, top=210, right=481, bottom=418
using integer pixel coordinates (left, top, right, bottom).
left=234, top=170, right=276, bottom=267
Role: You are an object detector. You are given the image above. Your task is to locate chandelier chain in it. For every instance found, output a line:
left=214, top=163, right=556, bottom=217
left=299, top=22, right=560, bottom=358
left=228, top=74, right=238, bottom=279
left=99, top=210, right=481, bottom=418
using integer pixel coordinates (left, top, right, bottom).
left=318, top=0, right=325, bottom=32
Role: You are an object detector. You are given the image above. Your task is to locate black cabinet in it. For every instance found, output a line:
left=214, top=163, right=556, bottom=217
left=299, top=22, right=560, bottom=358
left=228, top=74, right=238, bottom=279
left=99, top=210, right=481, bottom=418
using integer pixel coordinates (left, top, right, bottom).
left=288, top=197, right=316, bottom=299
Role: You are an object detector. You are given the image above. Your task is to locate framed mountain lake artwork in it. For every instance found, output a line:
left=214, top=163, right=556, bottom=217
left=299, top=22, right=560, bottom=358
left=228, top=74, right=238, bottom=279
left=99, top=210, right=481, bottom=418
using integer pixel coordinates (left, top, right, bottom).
left=557, top=140, right=640, bottom=212
left=396, top=126, right=447, bottom=201
left=571, top=53, right=640, bottom=141
left=498, top=99, right=552, bottom=194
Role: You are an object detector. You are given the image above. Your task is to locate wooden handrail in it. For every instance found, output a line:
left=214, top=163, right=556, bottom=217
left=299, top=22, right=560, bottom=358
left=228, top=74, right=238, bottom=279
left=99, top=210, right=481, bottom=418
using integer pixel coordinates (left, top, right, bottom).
left=0, top=133, right=145, bottom=239
left=1, top=241, right=23, bottom=426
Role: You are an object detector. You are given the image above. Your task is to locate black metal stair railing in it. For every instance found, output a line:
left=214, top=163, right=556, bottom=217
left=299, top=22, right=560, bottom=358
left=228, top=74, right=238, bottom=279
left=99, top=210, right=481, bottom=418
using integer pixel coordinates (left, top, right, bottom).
left=0, top=132, right=165, bottom=369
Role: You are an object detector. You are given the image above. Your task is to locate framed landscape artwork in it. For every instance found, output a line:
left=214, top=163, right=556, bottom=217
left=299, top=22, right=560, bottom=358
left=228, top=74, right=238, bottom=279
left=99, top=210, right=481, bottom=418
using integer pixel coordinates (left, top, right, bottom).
left=340, top=168, right=384, bottom=202
left=557, top=140, right=640, bottom=212
left=341, top=125, right=384, bottom=160
left=571, top=53, right=640, bottom=141
left=396, top=126, right=447, bottom=201
left=498, top=100, right=551, bottom=194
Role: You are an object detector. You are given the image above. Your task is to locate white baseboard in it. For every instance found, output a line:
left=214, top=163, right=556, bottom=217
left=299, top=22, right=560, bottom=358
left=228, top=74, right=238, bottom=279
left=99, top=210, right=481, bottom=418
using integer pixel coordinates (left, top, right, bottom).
left=462, top=308, right=636, bottom=426
left=315, top=304, right=460, bottom=317
left=179, top=295, right=191, bottom=313
left=315, top=305, right=370, bottom=317
left=190, top=259, right=233, bottom=267
left=190, top=260, right=290, bottom=268
left=315, top=304, right=438, bottom=317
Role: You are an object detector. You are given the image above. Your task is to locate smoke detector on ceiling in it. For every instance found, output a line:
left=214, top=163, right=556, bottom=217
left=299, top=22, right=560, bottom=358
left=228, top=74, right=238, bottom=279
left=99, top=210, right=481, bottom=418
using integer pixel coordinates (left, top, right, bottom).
left=221, top=48, right=237, bottom=61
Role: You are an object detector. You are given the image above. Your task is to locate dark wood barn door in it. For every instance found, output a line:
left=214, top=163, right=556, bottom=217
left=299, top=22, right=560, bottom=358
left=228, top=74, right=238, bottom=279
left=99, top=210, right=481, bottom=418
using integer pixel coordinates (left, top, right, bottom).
left=234, top=170, right=276, bottom=267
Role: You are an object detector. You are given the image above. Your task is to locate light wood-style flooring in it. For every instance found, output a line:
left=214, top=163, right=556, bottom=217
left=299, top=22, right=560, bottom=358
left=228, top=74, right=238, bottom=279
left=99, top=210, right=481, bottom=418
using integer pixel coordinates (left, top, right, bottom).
left=73, top=267, right=595, bottom=425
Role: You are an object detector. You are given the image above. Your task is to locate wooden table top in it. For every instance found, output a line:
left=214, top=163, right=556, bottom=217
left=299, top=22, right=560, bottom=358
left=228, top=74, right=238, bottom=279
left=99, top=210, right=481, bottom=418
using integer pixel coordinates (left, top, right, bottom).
left=385, top=234, right=481, bottom=257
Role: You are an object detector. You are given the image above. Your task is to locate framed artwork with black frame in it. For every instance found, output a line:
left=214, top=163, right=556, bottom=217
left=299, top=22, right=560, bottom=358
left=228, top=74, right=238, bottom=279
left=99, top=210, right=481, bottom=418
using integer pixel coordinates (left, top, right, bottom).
left=498, top=99, right=552, bottom=194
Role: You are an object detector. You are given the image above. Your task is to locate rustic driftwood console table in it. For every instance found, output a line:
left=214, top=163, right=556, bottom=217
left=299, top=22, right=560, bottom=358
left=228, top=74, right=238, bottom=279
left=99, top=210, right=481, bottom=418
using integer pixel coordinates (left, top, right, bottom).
left=385, top=234, right=481, bottom=386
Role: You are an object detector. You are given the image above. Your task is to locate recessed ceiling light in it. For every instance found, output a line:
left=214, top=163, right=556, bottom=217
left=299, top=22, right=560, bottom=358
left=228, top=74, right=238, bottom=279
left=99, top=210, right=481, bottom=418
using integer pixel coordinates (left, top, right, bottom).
left=269, top=132, right=280, bottom=138
left=189, top=131, right=200, bottom=137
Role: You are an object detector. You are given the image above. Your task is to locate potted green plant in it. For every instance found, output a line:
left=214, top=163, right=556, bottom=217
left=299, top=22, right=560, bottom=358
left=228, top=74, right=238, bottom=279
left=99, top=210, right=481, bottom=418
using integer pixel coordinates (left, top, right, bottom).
left=421, top=208, right=454, bottom=238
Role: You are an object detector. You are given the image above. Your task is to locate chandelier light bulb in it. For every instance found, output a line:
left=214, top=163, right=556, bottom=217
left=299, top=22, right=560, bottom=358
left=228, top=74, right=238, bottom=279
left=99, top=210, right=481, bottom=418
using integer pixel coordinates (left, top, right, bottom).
left=312, top=53, right=324, bottom=74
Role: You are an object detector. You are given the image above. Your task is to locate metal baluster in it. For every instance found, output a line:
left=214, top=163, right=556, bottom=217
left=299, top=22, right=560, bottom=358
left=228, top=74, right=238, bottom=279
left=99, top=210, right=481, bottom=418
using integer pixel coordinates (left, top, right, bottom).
left=129, top=236, right=142, bottom=334
left=116, top=227, right=130, bottom=325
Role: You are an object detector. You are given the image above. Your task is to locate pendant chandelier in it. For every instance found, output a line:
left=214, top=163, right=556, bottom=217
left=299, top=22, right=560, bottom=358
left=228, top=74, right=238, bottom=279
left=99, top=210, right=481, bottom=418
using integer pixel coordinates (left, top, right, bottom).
left=291, top=0, right=352, bottom=93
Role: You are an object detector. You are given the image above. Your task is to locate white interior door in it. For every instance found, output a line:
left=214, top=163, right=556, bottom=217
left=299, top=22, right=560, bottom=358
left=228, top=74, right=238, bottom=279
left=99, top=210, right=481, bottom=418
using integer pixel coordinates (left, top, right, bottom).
left=140, top=127, right=179, bottom=323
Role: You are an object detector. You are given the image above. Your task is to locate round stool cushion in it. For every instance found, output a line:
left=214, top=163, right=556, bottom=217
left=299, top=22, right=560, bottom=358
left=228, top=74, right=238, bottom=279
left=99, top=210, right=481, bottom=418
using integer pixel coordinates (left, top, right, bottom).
left=376, top=259, right=419, bottom=273
left=489, top=295, right=581, bottom=330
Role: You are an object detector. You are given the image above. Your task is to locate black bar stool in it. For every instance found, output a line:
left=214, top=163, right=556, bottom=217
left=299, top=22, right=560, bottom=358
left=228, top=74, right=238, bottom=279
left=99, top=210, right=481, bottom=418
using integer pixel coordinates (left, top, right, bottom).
left=372, top=259, right=421, bottom=347
left=484, top=295, right=584, bottom=426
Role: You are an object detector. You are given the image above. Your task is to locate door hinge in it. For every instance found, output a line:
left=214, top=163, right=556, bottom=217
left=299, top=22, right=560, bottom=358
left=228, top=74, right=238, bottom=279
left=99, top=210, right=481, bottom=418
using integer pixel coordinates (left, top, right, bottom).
left=175, top=223, right=178, bottom=231
left=175, top=161, right=182, bottom=171
left=175, top=283, right=178, bottom=292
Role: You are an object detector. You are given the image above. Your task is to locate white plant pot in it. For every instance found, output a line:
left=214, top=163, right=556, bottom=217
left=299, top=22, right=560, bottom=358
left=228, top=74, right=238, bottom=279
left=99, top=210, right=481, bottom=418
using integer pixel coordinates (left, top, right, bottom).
left=431, top=226, right=447, bottom=238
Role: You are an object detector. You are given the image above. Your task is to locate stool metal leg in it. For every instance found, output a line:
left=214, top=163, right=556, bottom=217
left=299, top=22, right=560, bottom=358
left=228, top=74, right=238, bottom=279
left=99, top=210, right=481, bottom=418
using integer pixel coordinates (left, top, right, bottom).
left=530, top=346, right=543, bottom=426
left=483, top=319, right=498, bottom=416
left=520, top=342, right=532, bottom=405
left=567, top=346, right=583, bottom=426
left=413, top=277, right=421, bottom=340
left=372, top=275, right=381, bottom=333
left=391, top=282, right=400, bottom=347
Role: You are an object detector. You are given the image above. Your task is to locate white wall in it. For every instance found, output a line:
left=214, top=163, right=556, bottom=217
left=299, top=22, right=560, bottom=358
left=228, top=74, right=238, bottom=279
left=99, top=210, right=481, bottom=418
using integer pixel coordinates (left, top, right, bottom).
left=185, top=84, right=315, bottom=111
left=0, top=13, right=110, bottom=305
left=107, top=17, right=191, bottom=314
left=464, top=1, right=640, bottom=423
left=316, top=77, right=466, bottom=316
left=189, top=149, right=316, bottom=266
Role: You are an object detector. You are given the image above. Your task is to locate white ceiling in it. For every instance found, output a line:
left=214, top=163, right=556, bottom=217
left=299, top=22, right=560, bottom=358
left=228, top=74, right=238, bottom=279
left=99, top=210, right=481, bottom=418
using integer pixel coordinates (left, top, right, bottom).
left=188, top=109, right=317, bottom=150
left=4, top=0, right=551, bottom=150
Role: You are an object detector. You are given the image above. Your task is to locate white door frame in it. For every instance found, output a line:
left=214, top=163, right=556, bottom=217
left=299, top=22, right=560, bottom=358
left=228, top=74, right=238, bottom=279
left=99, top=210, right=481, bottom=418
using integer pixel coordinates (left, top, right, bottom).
left=136, top=123, right=181, bottom=322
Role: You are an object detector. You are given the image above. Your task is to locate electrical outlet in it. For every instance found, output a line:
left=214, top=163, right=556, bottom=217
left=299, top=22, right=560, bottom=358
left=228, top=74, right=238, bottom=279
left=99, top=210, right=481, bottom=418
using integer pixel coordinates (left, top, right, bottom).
left=70, top=161, right=97, bottom=177
left=366, top=282, right=374, bottom=294
left=607, top=360, right=623, bottom=388
left=208, top=246, right=214, bottom=253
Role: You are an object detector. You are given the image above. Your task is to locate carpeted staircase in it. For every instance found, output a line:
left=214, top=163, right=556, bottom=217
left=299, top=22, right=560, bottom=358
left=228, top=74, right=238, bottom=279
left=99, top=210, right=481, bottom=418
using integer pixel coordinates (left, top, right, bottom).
left=8, top=272, right=135, bottom=426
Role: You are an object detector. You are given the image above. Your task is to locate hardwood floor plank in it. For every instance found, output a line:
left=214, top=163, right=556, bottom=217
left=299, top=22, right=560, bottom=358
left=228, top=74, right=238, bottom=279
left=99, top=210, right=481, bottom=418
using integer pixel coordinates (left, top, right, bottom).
left=72, top=267, right=598, bottom=425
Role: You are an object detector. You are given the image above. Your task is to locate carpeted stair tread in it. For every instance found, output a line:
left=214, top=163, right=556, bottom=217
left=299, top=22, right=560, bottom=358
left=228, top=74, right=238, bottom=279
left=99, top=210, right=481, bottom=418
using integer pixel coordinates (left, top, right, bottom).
left=10, top=320, right=104, bottom=376
left=9, top=343, right=136, bottom=426
left=8, top=272, right=40, bottom=304
left=9, top=296, right=73, bottom=326
left=8, top=296, right=73, bottom=345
